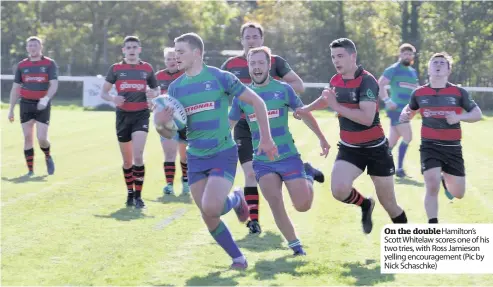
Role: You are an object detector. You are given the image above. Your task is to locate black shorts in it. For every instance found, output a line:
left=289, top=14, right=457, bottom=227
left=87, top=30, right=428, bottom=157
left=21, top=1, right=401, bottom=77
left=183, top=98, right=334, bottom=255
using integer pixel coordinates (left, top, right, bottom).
left=336, top=139, right=395, bottom=177
left=234, top=118, right=253, bottom=164
left=420, top=141, right=465, bottom=176
left=20, top=99, right=51, bottom=124
left=116, top=109, right=150, bottom=143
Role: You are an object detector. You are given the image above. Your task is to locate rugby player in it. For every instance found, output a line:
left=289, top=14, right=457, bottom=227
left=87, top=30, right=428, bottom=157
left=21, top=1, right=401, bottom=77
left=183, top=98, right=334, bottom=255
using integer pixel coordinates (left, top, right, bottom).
left=400, top=52, right=482, bottom=223
left=221, top=22, right=308, bottom=234
left=100, top=36, right=160, bottom=209
left=155, top=47, right=188, bottom=195
left=8, top=36, right=58, bottom=176
left=230, top=46, right=329, bottom=256
left=154, top=33, right=278, bottom=269
left=296, top=38, right=408, bottom=234
left=378, top=43, right=419, bottom=178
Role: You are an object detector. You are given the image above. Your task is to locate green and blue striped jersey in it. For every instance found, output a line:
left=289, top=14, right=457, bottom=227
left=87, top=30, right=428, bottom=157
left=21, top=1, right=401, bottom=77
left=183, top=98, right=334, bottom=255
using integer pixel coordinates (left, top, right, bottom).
left=383, top=62, right=419, bottom=110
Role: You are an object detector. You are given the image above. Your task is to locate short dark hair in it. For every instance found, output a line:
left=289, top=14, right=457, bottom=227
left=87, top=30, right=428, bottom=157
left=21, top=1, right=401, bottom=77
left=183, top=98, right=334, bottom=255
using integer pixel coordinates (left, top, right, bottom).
left=429, top=52, right=453, bottom=69
left=123, top=36, right=140, bottom=46
left=399, top=43, right=416, bottom=53
left=247, top=46, right=271, bottom=61
left=241, top=22, right=264, bottom=38
left=174, top=33, right=204, bottom=57
left=26, top=36, right=42, bottom=45
left=330, top=38, right=357, bottom=54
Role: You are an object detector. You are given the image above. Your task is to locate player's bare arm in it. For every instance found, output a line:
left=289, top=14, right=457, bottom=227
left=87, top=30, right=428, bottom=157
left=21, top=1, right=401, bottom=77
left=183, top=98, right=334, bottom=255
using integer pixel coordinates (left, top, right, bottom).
left=229, top=119, right=238, bottom=130
left=37, top=79, right=58, bottom=110
left=154, top=106, right=177, bottom=140
left=446, top=106, right=483, bottom=125
left=8, top=83, right=21, bottom=122
left=377, top=76, right=396, bottom=110
left=282, top=71, right=305, bottom=94
left=298, top=112, right=330, bottom=157
left=100, top=81, right=124, bottom=106
left=294, top=93, right=331, bottom=116
left=399, top=104, right=418, bottom=122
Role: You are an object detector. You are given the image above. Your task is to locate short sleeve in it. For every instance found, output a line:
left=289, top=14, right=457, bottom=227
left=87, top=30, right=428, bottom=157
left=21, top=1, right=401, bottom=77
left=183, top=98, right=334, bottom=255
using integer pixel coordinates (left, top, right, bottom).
left=147, top=66, right=158, bottom=89
left=274, top=55, right=292, bottom=78
left=228, top=96, right=243, bottom=121
left=408, top=89, right=419, bottom=110
left=14, top=65, right=22, bottom=84
left=459, top=87, right=477, bottom=112
left=222, top=71, right=247, bottom=98
left=48, top=60, right=58, bottom=80
left=105, top=65, right=117, bottom=84
left=359, top=76, right=379, bottom=103
left=286, top=85, right=303, bottom=109
left=382, top=65, right=396, bottom=81
left=220, top=59, right=229, bottom=71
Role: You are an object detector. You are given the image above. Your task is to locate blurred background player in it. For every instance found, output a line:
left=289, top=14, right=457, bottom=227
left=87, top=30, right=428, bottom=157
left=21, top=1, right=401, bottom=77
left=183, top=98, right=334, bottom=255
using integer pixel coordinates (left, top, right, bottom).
left=296, top=38, right=408, bottom=234
left=400, top=52, right=482, bottom=223
left=155, top=47, right=189, bottom=196
left=8, top=36, right=58, bottom=176
left=230, top=46, right=329, bottom=256
left=100, top=36, right=160, bottom=209
left=221, top=22, right=305, bottom=234
left=154, top=33, right=278, bottom=269
left=378, top=43, right=419, bottom=178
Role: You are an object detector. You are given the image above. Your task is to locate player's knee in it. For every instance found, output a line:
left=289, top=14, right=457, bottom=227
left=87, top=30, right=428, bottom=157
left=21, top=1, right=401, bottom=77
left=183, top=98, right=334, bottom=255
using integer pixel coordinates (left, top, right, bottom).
left=331, top=181, right=352, bottom=201
left=24, top=133, right=34, bottom=143
left=202, top=202, right=221, bottom=218
left=294, top=197, right=312, bottom=212
left=403, top=133, right=412, bottom=143
left=425, top=180, right=441, bottom=195
left=37, top=137, right=49, bottom=147
left=263, top=191, right=282, bottom=206
left=449, top=185, right=465, bottom=199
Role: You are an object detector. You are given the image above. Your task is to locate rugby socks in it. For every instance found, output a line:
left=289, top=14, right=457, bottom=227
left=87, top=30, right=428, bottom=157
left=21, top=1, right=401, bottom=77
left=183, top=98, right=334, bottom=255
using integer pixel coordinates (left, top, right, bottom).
left=398, top=141, right=409, bottom=170
left=24, top=148, right=34, bottom=172
left=391, top=211, right=408, bottom=223
left=210, top=221, right=243, bottom=259
left=40, top=146, right=51, bottom=159
left=429, top=218, right=438, bottom=224
left=343, top=187, right=371, bottom=209
left=288, top=239, right=304, bottom=254
left=180, top=161, right=188, bottom=183
left=123, top=167, right=134, bottom=195
left=244, top=186, right=259, bottom=222
left=133, top=165, right=145, bottom=198
left=164, top=162, right=176, bottom=185
left=221, top=192, right=241, bottom=215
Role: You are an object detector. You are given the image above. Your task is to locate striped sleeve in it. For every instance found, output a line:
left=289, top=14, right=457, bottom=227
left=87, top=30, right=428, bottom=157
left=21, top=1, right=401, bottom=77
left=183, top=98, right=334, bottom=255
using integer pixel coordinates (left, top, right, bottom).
left=222, top=70, right=246, bottom=98
left=228, top=96, right=243, bottom=121
left=286, top=84, right=303, bottom=109
left=48, top=60, right=58, bottom=80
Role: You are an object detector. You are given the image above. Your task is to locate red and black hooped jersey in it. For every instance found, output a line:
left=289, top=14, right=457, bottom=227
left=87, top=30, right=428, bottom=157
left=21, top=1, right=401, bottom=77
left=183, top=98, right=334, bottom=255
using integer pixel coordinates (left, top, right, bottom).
left=330, top=65, right=385, bottom=147
left=14, top=56, right=58, bottom=100
left=409, top=83, right=477, bottom=145
left=155, top=68, right=184, bottom=94
left=105, top=60, right=158, bottom=112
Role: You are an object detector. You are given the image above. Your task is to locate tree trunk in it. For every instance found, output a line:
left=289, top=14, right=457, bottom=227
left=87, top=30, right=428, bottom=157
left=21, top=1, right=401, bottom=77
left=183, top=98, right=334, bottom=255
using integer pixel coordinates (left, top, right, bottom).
left=410, top=1, right=421, bottom=81
left=401, top=1, right=409, bottom=42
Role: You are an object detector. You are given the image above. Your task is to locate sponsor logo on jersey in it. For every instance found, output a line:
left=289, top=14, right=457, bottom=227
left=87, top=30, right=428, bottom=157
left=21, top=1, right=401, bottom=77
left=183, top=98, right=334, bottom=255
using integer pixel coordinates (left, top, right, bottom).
left=399, top=82, right=418, bottom=90
left=422, top=109, right=456, bottom=118
left=185, top=101, right=215, bottom=115
left=248, top=109, right=280, bottom=122
left=40, top=67, right=46, bottom=73
left=24, top=76, right=46, bottom=82
left=119, top=81, right=146, bottom=91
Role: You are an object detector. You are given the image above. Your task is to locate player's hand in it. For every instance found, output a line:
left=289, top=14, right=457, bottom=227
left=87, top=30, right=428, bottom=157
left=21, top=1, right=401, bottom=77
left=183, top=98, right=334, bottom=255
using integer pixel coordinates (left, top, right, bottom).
left=294, top=106, right=310, bottom=118
left=292, top=111, right=302, bottom=120
left=112, top=95, right=125, bottom=107
left=445, top=112, right=461, bottom=125
left=146, top=88, right=157, bottom=99
left=8, top=110, right=14, bottom=123
left=154, top=106, right=174, bottom=127
left=257, top=137, right=279, bottom=161
left=399, top=110, right=412, bottom=123
left=319, top=137, right=330, bottom=158
left=385, top=100, right=397, bottom=111
left=321, top=87, right=338, bottom=109
left=37, top=96, right=50, bottom=110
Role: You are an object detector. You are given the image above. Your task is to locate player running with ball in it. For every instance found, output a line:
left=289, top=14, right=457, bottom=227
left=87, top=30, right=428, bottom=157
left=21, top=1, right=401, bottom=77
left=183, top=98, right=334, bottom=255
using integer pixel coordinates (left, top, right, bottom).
left=230, top=46, right=329, bottom=256
left=154, top=33, right=277, bottom=270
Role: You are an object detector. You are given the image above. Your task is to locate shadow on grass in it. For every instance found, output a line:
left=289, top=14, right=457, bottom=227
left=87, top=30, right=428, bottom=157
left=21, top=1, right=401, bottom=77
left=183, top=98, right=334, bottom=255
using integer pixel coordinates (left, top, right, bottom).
left=151, top=193, right=193, bottom=204
left=339, top=259, right=395, bottom=286
left=395, top=176, right=424, bottom=187
left=236, top=231, right=284, bottom=252
left=2, top=174, right=48, bottom=184
left=93, top=207, right=155, bottom=221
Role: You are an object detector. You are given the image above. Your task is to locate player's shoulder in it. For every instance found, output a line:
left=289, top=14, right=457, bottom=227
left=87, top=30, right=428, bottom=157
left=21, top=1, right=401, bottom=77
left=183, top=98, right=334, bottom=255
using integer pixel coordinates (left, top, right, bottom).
left=17, top=58, right=30, bottom=68
left=387, top=62, right=400, bottom=70
left=168, top=73, right=186, bottom=89
left=207, top=65, right=235, bottom=78
left=361, top=69, right=378, bottom=84
left=446, top=82, right=468, bottom=94
left=221, top=56, right=245, bottom=69
left=156, top=69, right=167, bottom=76
left=138, top=60, right=154, bottom=71
left=272, top=78, right=294, bottom=91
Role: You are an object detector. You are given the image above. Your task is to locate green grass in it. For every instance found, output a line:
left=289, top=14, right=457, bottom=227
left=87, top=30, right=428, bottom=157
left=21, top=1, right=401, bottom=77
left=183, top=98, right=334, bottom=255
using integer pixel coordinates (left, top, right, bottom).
left=1, top=108, right=492, bottom=286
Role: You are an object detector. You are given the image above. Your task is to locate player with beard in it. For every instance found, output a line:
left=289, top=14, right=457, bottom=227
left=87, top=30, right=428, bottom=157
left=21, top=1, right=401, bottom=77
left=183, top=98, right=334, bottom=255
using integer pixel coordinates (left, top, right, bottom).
left=8, top=36, right=58, bottom=176
left=100, top=36, right=160, bottom=209
left=400, top=52, right=482, bottom=223
left=230, top=46, right=330, bottom=255
left=378, top=44, right=419, bottom=178
left=296, top=38, right=408, bottom=234
left=154, top=33, right=278, bottom=269
left=155, top=47, right=189, bottom=196
left=222, top=22, right=321, bottom=235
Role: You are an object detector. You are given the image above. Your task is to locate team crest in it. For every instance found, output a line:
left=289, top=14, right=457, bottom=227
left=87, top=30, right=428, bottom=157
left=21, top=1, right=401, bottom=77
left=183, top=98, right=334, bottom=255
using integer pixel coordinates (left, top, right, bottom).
left=366, top=89, right=375, bottom=99
left=40, top=67, right=46, bottom=73
left=273, top=91, right=282, bottom=99
left=204, top=81, right=213, bottom=91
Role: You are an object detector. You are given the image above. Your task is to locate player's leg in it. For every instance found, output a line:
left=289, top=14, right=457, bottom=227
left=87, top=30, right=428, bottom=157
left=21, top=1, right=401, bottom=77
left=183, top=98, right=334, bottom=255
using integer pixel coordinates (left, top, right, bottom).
left=441, top=145, right=466, bottom=200
left=35, top=103, right=54, bottom=175
left=178, top=140, right=189, bottom=194
left=129, top=111, right=150, bottom=208
left=234, top=119, right=261, bottom=234
left=367, top=141, right=408, bottom=223
left=420, top=142, right=446, bottom=223
left=19, top=100, right=36, bottom=175
left=116, top=112, right=135, bottom=206
left=387, top=110, right=401, bottom=150
left=332, top=144, right=375, bottom=234
left=394, top=122, right=412, bottom=177
left=161, top=136, right=178, bottom=194
left=283, top=156, right=318, bottom=212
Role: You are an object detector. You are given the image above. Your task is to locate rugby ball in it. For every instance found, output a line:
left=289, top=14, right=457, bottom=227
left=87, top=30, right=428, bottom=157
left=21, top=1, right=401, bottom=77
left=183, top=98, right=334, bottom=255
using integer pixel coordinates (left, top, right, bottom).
left=153, top=95, right=187, bottom=131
